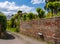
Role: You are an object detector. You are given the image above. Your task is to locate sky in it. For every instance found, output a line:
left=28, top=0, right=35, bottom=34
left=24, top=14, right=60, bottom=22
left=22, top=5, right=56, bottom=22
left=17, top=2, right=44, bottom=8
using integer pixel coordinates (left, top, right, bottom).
left=0, top=0, right=46, bottom=16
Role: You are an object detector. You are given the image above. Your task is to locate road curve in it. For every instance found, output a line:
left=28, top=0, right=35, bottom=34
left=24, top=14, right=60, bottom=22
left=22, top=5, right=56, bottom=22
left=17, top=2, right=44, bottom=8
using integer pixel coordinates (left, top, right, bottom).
left=0, top=32, right=47, bottom=44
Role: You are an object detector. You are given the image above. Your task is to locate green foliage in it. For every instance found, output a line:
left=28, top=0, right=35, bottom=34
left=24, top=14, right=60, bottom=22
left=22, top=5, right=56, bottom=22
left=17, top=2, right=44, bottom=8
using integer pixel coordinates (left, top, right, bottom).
left=39, top=10, right=45, bottom=18
left=17, top=10, right=22, bottom=14
left=15, top=10, right=22, bottom=32
left=45, top=0, right=60, bottom=14
left=45, top=12, right=60, bottom=18
left=10, top=10, right=22, bottom=32
left=17, top=10, right=22, bottom=17
left=7, top=14, right=20, bottom=32
left=36, top=8, right=42, bottom=13
left=45, top=2, right=54, bottom=13
left=10, top=14, right=19, bottom=28
left=36, top=8, right=45, bottom=18
left=45, top=12, right=54, bottom=18
left=16, top=15, right=20, bottom=32
left=7, top=28, right=16, bottom=32
left=54, top=12, right=60, bottom=17
left=45, top=0, right=60, bottom=2
left=7, top=20, right=11, bottom=28
left=0, top=12, right=7, bottom=32
left=8, top=13, right=20, bottom=32
left=22, top=14, right=27, bottom=21
left=10, top=17, right=16, bottom=28
left=28, top=12, right=34, bottom=20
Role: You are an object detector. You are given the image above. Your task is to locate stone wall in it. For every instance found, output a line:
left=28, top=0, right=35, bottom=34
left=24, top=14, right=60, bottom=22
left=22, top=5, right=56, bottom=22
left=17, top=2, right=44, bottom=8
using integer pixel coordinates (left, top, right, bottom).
left=20, top=17, right=60, bottom=44
left=54, top=17, right=60, bottom=44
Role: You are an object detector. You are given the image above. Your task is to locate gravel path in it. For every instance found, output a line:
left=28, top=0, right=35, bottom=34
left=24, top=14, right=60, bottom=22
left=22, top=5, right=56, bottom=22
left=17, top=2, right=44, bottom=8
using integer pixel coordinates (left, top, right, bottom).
left=0, top=32, right=47, bottom=44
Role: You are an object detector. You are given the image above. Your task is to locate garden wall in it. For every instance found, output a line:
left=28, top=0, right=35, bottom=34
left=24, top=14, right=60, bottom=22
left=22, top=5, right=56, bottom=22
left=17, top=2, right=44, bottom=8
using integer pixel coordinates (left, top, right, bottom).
left=20, top=17, right=60, bottom=44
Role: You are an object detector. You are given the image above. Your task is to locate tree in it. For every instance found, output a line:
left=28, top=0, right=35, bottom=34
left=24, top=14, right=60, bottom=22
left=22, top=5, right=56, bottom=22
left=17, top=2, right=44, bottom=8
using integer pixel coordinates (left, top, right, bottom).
left=36, top=8, right=41, bottom=13
left=10, top=14, right=17, bottom=28
left=17, top=10, right=22, bottom=18
left=36, top=8, right=45, bottom=18
left=10, top=17, right=15, bottom=28
left=23, top=14, right=27, bottom=21
left=28, top=12, right=34, bottom=20
left=0, top=12, right=7, bottom=32
left=53, top=1, right=60, bottom=14
left=45, top=0, right=60, bottom=15
left=0, top=12, right=7, bottom=38
left=45, top=2, right=54, bottom=14
left=10, top=10, right=22, bottom=32
left=16, top=10, right=22, bottom=32
left=45, top=0, right=60, bottom=2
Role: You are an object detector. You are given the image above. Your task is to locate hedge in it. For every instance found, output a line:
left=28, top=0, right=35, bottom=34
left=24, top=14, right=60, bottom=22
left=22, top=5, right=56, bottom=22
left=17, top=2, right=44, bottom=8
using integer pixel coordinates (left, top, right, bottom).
left=0, top=13, right=7, bottom=32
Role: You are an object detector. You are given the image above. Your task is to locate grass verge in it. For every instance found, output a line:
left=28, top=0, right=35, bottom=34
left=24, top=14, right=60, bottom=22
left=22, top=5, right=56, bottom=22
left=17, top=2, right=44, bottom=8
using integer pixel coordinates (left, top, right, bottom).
left=7, top=28, right=17, bottom=32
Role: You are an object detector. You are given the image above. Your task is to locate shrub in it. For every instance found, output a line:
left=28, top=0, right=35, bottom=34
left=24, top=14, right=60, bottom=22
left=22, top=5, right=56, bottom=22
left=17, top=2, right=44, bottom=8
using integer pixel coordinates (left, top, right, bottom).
left=28, top=13, right=34, bottom=20
left=45, top=12, right=54, bottom=18
left=54, top=12, right=60, bottom=17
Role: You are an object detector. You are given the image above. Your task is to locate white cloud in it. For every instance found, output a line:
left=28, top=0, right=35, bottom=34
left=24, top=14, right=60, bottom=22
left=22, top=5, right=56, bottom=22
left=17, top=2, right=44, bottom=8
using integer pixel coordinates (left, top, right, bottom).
left=31, top=0, right=45, bottom=4
left=19, top=5, right=35, bottom=13
left=0, top=1, right=36, bottom=16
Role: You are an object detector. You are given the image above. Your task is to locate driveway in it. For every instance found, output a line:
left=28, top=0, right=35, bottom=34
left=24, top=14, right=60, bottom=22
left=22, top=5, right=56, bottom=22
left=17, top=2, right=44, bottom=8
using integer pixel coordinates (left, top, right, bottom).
left=0, top=32, right=47, bottom=44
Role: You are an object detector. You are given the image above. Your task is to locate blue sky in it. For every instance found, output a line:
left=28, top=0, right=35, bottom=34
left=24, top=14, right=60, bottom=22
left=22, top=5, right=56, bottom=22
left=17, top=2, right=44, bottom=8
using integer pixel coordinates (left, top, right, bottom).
left=0, top=0, right=45, bottom=16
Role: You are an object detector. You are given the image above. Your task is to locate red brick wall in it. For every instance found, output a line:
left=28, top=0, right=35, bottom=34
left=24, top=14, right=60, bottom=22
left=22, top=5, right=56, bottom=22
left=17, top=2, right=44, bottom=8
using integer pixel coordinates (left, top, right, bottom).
left=20, top=17, right=60, bottom=44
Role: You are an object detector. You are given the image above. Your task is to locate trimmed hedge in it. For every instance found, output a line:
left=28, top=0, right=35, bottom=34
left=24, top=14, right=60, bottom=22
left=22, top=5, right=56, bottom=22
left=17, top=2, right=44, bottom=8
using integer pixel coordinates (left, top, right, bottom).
left=0, top=13, right=7, bottom=32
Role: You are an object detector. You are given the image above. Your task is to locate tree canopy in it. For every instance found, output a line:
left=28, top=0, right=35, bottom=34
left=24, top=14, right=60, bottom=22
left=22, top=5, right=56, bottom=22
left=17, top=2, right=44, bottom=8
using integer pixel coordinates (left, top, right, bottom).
left=28, top=12, right=34, bottom=20
left=45, top=0, right=60, bottom=14
left=36, top=8, right=45, bottom=18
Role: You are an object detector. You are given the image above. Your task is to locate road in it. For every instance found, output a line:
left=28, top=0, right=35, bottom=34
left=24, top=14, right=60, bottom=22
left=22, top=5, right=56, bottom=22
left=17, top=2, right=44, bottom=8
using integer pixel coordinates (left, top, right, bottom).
left=0, top=32, right=47, bottom=44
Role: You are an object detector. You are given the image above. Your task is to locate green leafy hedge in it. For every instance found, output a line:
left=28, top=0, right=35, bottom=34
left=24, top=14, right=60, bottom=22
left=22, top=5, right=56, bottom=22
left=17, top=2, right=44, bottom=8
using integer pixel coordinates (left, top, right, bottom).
left=0, top=13, right=7, bottom=32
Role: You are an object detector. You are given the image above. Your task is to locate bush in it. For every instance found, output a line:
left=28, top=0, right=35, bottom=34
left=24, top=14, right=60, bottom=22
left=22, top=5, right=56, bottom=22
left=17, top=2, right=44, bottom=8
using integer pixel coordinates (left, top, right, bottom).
left=54, top=12, right=60, bottom=17
left=0, top=12, right=7, bottom=32
left=28, top=13, right=34, bottom=20
left=45, top=12, right=54, bottom=18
